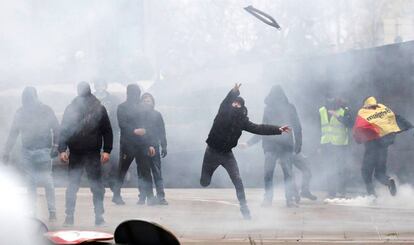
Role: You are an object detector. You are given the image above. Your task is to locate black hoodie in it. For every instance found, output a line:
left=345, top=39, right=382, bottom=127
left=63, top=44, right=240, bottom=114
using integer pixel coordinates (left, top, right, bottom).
left=117, top=85, right=153, bottom=154
left=58, top=83, right=113, bottom=154
left=4, top=87, right=59, bottom=151
left=206, top=88, right=281, bottom=153
left=141, top=93, right=167, bottom=150
left=248, top=85, right=302, bottom=153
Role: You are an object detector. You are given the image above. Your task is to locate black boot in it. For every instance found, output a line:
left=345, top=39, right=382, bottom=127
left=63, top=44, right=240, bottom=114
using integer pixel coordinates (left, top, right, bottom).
left=301, top=190, right=317, bottom=201
left=286, top=199, right=299, bottom=208
left=112, top=195, right=125, bottom=205
left=63, top=215, right=74, bottom=227
left=157, top=197, right=169, bottom=205
left=388, top=178, right=397, bottom=196
left=240, top=205, right=251, bottom=220
left=95, top=215, right=106, bottom=227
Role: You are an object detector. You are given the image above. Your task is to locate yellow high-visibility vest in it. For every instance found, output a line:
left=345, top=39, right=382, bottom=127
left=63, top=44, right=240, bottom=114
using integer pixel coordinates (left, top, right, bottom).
left=319, top=106, right=349, bottom=145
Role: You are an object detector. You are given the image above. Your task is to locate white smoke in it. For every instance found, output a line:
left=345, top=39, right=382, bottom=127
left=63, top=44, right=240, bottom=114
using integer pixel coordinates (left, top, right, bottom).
left=324, top=184, right=414, bottom=209
left=0, top=165, right=45, bottom=245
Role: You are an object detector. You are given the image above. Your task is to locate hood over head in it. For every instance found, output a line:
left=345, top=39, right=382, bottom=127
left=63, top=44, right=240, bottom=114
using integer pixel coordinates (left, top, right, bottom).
left=126, top=84, right=141, bottom=103
left=265, top=85, right=289, bottom=106
left=21, top=86, right=39, bottom=107
left=363, top=96, right=378, bottom=108
left=141, top=92, right=155, bottom=108
left=77, top=82, right=92, bottom=97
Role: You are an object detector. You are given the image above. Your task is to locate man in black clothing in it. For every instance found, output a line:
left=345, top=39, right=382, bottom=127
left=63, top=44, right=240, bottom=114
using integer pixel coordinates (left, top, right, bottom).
left=58, top=82, right=113, bottom=227
left=3, top=87, right=59, bottom=221
left=142, top=93, right=168, bottom=205
left=243, top=85, right=316, bottom=207
left=113, top=84, right=156, bottom=206
left=201, top=83, right=290, bottom=219
left=93, top=80, right=120, bottom=195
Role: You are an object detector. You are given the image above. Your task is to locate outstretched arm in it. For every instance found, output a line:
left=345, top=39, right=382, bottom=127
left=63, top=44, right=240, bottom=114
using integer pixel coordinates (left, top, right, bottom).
left=246, top=111, right=267, bottom=146
left=243, top=120, right=286, bottom=135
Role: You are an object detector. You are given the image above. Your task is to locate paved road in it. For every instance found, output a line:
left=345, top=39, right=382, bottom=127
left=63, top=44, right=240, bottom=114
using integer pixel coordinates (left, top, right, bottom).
left=34, top=188, right=414, bottom=244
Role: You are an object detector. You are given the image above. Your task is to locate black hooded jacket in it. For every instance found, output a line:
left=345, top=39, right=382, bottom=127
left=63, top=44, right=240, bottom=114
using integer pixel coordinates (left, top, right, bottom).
left=58, top=87, right=113, bottom=154
left=117, top=85, right=153, bottom=154
left=4, top=87, right=59, bottom=151
left=206, top=89, right=282, bottom=153
left=247, top=85, right=302, bottom=153
left=141, top=93, right=167, bottom=150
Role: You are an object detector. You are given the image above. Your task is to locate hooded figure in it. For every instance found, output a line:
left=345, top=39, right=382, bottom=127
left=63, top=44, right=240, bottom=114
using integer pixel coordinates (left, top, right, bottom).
left=354, top=97, right=413, bottom=197
left=3, top=86, right=59, bottom=221
left=246, top=85, right=310, bottom=207
left=141, top=92, right=168, bottom=205
left=58, top=82, right=113, bottom=227
left=202, top=84, right=286, bottom=220
left=253, top=85, right=302, bottom=153
left=113, top=85, right=157, bottom=206
left=59, top=82, right=112, bottom=153
left=5, top=87, right=59, bottom=153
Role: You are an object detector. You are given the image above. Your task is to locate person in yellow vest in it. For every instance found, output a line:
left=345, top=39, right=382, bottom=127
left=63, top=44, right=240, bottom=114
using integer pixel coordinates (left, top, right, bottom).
left=319, top=96, right=353, bottom=198
left=353, top=97, right=413, bottom=197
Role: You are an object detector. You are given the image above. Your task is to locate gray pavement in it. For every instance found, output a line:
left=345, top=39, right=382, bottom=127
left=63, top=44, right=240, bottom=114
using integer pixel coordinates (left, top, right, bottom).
left=34, top=188, right=414, bottom=244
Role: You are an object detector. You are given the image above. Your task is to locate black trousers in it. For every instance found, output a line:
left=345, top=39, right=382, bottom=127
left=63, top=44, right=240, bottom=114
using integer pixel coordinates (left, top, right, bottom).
left=263, top=151, right=295, bottom=202
left=150, top=147, right=165, bottom=199
left=114, top=146, right=154, bottom=200
left=362, top=140, right=390, bottom=195
left=65, top=152, right=104, bottom=216
left=321, top=144, right=347, bottom=196
left=102, top=144, right=119, bottom=193
left=292, top=154, right=312, bottom=193
left=200, top=146, right=247, bottom=206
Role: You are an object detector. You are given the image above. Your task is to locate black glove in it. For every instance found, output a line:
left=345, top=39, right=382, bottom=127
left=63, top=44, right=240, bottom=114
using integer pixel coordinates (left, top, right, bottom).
left=294, top=144, right=302, bottom=154
left=50, top=145, right=59, bottom=158
left=161, top=148, right=167, bottom=158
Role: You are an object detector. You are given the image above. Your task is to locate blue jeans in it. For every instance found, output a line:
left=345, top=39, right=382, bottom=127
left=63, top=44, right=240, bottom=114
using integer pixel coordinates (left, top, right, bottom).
left=22, top=148, right=56, bottom=214
left=149, top=147, right=165, bottom=199
left=264, top=151, right=295, bottom=202
left=65, top=152, right=105, bottom=217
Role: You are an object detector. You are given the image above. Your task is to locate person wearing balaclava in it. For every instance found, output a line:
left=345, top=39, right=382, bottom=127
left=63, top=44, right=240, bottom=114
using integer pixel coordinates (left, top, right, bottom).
left=93, top=80, right=120, bottom=198
left=243, top=85, right=316, bottom=208
left=3, top=87, right=59, bottom=221
left=113, top=84, right=157, bottom=206
left=318, top=95, right=353, bottom=199
left=353, top=96, right=413, bottom=197
left=58, top=82, right=113, bottom=227
left=201, top=83, right=290, bottom=220
left=141, top=92, right=168, bottom=205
